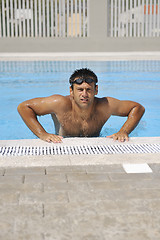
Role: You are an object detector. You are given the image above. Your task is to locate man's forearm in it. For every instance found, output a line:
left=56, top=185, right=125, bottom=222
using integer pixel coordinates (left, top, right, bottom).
left=119, top=104, right=145, bottom=135
left=17, top=103, right=47, bottom=138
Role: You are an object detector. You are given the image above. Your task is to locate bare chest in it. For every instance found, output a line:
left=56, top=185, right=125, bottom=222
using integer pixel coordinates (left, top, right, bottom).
left=57, top=113, right=106, bottom=137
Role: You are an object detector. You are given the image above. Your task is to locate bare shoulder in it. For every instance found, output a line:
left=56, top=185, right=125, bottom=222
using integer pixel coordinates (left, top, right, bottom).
left=94, top=97, right=112, bottom=120
left=48, top=94, right=70, bottom=103
left=102, top=96, right=145, bottom=116
left=46, top=94, right=71, bottom=111
left=96, top=96, right=123, bottom=106
left=19, top=94, right=71, bottom=116
left=95, top=96, right=124, bottom=113
left=95, top=97, right=110, bottom=113
left=95, top=97, right=110, bottom=106
left=105, top=96, right=118, bottom=103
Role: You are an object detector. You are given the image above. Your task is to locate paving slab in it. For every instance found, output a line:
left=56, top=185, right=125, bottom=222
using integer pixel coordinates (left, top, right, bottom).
left=43, top=182, right=90, bottom=192
left=4, top=167, right=46, bottom=175
left=66, top=172, right=110, bottom=182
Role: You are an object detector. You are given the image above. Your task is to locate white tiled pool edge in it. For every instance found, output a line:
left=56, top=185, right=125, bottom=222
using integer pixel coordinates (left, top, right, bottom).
left=0, top=137, right=160, bottom=167
left=1, top=52, right=160, bottom=61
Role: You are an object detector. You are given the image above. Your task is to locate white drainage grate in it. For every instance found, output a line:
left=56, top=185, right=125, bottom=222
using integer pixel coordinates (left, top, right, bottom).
left=0, top=143, right=160, bottom=156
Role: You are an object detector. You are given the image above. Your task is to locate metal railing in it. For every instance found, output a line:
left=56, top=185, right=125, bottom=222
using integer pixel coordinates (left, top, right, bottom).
left=0, top=0, right=88, bottom=37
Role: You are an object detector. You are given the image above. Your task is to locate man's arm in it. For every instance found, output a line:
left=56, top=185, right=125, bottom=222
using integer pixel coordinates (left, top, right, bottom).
left=17, top=95, right=64, bottom=143
left=106, top=97, right=145, bottom=142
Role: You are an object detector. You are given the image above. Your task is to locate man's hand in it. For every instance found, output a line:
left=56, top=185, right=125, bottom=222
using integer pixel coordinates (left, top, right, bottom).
left=107, top=131, right=129, bottom=142
left=106, top=98, right=145, bottom=142
left=40, top=133, right=63, bottom=143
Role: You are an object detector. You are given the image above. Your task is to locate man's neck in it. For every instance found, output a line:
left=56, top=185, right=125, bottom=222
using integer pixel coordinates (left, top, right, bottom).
left=72, top=99, right=96, bottom=120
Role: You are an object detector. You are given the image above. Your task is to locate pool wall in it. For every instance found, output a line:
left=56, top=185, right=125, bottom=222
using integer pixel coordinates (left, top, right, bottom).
left=1, top=38, right=160, bottom=53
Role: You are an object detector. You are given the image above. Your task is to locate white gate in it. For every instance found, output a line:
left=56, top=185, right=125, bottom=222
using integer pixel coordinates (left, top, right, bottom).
left=1, top=0, right=160, bottom=38
left=0, top=0, right=88, bottom=37
left=110, top=0, right=160, bottom=37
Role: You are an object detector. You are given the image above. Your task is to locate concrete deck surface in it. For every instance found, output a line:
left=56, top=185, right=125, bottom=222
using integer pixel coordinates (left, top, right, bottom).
left=0, top=137, right=160, bottom=240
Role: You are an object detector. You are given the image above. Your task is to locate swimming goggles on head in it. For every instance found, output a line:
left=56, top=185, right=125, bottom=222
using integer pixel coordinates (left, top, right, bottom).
left=71, top=78, right=95, bottom=85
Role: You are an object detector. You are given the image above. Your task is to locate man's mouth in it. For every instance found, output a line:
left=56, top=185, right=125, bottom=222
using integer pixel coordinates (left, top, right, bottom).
left=81, top=98, right=88, bottom=103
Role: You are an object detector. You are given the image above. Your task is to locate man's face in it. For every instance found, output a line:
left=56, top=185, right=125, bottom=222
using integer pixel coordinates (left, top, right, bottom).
left=70, top=81, right=98, bottom=109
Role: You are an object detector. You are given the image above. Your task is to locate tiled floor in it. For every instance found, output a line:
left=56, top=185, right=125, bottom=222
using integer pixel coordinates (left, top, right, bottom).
left=1, top=163, right=160, bottom=240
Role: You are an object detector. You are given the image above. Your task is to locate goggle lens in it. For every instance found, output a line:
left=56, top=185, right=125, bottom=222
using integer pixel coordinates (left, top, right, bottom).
left=72, top=78, right=95, bottom=85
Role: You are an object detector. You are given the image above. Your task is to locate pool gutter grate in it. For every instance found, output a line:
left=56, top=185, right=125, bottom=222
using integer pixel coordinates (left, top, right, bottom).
left=0, top=143, right=160, bottom=156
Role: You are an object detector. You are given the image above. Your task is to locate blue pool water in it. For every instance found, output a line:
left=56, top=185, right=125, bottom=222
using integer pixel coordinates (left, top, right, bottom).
left=0, top=60, right=160, bottom=140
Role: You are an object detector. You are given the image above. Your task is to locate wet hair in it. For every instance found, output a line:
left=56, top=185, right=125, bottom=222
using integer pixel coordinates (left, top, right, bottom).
left=69, top=68, right=98, bottom=89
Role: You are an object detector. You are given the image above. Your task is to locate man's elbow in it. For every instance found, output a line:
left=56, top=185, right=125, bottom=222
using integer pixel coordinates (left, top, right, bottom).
left=17, top=101, right=27, bottom=115
left=17, top=102, right=23, bottom=114
left=139, top=104, right=145, bottom=117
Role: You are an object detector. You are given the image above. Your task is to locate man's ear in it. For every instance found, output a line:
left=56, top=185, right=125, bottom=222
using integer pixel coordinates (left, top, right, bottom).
left=95, top=85, right=98, bottom=95
left=70, top=86, right=73, bottom=96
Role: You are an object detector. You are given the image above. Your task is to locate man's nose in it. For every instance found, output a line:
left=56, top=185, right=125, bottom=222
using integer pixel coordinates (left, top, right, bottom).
left=82, top=89, right=88, bottom=97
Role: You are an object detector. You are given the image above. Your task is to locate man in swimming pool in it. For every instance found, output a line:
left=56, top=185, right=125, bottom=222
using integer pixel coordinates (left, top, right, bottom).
left=17, top=68, right=145, bottom=143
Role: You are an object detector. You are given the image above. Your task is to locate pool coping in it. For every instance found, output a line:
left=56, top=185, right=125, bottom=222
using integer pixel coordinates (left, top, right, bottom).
left=1, top=51, right=160, bottom=61
left=0, top=137, right=160, bottom=167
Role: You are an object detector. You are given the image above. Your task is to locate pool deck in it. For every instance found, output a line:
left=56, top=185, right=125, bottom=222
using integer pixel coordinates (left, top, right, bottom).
left=1, top=137, right=160, bottom=239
